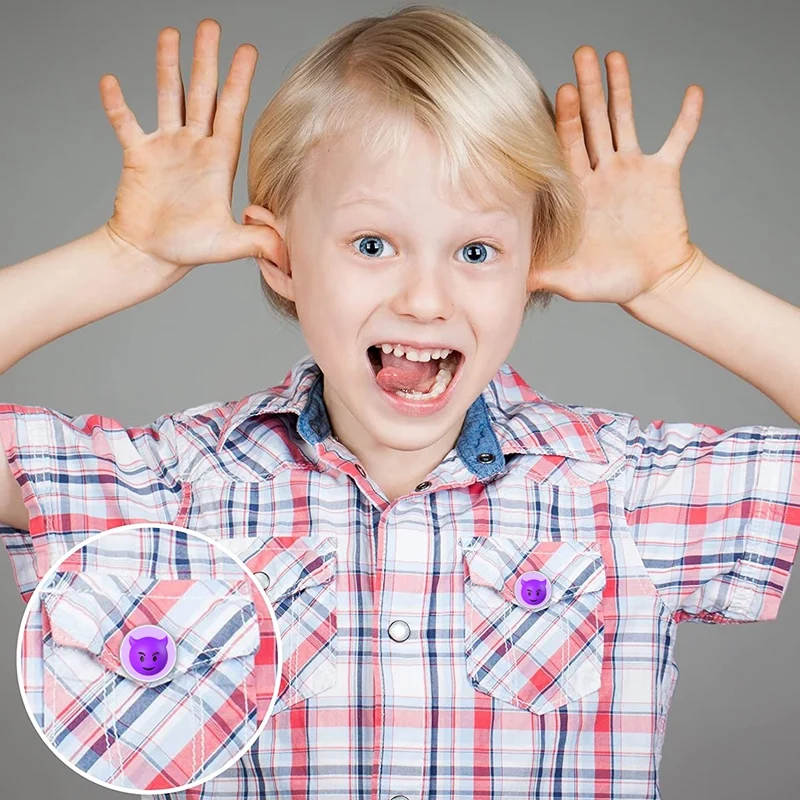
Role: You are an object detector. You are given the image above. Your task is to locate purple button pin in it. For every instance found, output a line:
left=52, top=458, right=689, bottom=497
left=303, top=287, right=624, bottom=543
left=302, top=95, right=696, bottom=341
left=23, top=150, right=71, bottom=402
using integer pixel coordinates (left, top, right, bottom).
left=120, top=624, right=177, bottom=683
left=514, top=571, right=552, bottom=610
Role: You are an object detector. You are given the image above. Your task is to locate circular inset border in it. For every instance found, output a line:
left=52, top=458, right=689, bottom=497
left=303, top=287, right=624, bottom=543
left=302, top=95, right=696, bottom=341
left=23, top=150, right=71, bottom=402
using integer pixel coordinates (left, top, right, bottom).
left=16, top=523, right=284, bottom=796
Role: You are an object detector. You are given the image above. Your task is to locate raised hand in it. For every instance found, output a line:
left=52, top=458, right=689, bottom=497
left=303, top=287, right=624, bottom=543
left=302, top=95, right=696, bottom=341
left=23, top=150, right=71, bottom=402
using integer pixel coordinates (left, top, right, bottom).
left=99, top=19, right=279, bottom=273
left=530, top=46, right=706, bottom=306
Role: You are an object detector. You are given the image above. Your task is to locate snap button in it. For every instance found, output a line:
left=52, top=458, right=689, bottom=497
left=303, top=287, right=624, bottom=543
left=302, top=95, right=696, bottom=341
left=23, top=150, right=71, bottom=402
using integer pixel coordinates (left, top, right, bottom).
left=355, top=464, right=366, bottom=477
left=120, top=624, right=177, bottom=683
left=255, top=571, right=271, bottom=590
left=477, top=452, right=495, bottom=463
left=514, top=571, right=552, bottom=610
left=414, top=481, right=431, bottom=491
left=387, top=619, right=411, bottom=642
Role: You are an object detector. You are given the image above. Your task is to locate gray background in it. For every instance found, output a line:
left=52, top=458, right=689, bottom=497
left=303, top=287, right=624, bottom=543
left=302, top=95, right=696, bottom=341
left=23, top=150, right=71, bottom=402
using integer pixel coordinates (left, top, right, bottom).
left=0, top=0, right=798, bottom=797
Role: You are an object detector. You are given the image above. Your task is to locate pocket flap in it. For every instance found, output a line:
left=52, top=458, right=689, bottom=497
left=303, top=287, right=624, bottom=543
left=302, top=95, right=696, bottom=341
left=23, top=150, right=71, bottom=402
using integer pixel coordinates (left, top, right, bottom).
left=240, top=535, right=338, bottom=605
left=460, top=536, right=606, bottom=607
left=41, top=571, right=260, bottom=681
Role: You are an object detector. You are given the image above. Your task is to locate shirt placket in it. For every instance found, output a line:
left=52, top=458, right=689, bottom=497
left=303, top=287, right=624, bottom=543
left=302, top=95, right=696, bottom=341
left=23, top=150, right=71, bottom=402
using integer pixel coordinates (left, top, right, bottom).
left=372, top=498, right=429, bottom=800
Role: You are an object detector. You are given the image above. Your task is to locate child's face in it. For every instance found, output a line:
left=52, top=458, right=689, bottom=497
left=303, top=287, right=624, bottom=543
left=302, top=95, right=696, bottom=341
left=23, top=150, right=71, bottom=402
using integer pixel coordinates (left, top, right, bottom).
left=263, top=121, right=536, bottom=464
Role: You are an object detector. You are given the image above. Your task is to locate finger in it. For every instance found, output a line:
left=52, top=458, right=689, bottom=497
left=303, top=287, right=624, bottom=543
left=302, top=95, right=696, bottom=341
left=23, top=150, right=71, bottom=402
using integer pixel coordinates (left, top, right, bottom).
left=605, top=51, right=641, bottom=154
left=185, top=18, right=221, bottom=135
left=213, top=44, right=258, bottom=158
left=573, top=45, right=614, bottom=167
left=554, top=83, right=592, bottom=180
left=98, top=74, right=145, bottom=149
left=656, top=85, right=704, bottom=167
left=156, top=27, right=185, bottom=131
left=573, top=45, right=615, bottom=166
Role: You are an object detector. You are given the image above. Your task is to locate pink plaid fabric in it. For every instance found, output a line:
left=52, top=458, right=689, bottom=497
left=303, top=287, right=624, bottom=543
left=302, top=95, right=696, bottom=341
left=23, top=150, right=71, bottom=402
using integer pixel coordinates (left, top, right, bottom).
left=2, top=353, right=799, bottom=800
left=18, top=526, right=277, bottom=791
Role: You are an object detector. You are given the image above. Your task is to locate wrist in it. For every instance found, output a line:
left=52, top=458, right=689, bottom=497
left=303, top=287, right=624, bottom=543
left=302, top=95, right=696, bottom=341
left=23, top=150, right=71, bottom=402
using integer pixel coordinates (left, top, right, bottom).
left=96, top=223, right=189, bottom=294
left=621, top=245, right=709, bottom=321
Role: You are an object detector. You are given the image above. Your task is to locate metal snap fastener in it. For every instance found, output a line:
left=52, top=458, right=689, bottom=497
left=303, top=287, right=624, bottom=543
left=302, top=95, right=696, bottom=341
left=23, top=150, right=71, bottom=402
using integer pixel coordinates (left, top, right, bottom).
left=355, top=464, right=366, bottom=477
left=387, top=619, right=411, bottom=642
left=415, top=481, right=431, bottom=491
left=477, top=452, right=495, bottom=463
left=120, top=624, right=177, bottom=683
left=514, top=571, right=552, bottom=610
left=255, top=571, right=271, bottom=590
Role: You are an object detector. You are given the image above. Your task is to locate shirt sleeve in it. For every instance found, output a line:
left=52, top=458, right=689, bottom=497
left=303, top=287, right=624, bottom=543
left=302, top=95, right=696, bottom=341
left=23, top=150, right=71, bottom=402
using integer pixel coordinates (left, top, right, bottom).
left=621, top=416, right=800, bottom=624
left=0, top=404, right=188, bottom=603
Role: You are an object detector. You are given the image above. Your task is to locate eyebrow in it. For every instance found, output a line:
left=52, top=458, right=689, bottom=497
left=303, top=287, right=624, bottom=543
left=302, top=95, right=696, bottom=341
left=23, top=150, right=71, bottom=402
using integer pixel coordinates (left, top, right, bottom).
left=335, top=193, right=518, bottom=222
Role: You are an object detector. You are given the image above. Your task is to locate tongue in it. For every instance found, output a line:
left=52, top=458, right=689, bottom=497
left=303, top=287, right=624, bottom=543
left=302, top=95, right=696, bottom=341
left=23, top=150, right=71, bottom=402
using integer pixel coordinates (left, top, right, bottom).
left=375, top=352, right=439, bottom=393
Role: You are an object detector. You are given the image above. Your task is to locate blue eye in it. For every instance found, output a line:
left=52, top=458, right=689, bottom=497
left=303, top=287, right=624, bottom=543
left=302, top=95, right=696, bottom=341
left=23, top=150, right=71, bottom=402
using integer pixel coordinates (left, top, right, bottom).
left=352, top=235, right=397, bottom=258
left=456, top=242, right=498, bottom=264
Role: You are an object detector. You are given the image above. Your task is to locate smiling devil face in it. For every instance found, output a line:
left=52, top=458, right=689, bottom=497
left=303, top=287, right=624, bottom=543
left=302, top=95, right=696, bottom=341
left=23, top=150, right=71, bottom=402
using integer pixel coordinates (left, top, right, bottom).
left=120, top=625, right=177, bottom=683
left=127, top=633, right=170, bottom=678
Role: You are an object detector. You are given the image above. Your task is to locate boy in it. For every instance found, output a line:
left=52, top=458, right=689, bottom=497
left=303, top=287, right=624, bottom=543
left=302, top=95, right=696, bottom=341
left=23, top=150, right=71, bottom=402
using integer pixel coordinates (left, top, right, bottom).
left=1, top=6, right=799, bottom=800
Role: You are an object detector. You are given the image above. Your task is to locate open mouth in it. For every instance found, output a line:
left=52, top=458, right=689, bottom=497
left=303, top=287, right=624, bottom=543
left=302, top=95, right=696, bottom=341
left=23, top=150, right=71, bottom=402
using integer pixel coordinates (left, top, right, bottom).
left=367, top=344, right=464, bottom=400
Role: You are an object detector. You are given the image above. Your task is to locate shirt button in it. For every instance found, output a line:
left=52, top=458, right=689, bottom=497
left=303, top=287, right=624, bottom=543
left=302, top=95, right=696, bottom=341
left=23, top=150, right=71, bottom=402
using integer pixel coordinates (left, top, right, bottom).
left=477, top=452, right=495, bottom=463
left=355, top=464, right=366, bottom=477
left=255, top=571, right=271, bottom=590
left=387, top=619, right=411, bottom=642
left=414, top=480, right=431, bottom=491
left=514, top=571, right=552, bottom=610
left=390, top=796, right=410, bottom=800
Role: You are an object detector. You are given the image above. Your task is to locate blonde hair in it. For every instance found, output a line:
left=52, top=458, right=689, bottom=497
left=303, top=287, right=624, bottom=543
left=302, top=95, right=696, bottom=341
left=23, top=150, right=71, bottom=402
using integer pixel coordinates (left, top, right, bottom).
left=247, top=3, right=583, bottom=322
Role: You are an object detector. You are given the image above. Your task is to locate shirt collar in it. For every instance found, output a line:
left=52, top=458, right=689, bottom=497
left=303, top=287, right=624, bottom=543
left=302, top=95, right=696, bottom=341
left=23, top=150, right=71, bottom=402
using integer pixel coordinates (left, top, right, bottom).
left=215, top=354, right=610, bottom=468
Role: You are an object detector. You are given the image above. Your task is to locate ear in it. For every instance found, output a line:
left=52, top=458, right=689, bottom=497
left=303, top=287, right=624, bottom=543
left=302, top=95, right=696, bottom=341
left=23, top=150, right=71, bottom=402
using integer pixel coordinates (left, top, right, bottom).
left=242, top=204, right=295, bottom=303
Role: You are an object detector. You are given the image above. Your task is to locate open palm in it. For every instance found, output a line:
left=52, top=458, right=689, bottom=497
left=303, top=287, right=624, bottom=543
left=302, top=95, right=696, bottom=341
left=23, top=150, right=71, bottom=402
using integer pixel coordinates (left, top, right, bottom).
left=532, top=46, right=706, bottom=305
left=100, top=19, right=279, bottom=272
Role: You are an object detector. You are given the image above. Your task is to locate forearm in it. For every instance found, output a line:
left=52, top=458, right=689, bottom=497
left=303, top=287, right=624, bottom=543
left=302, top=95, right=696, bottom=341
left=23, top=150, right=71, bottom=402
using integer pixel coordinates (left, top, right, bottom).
left=0, top=226, right=183, bottom=376
left=621, top=251, right=800, bottom=425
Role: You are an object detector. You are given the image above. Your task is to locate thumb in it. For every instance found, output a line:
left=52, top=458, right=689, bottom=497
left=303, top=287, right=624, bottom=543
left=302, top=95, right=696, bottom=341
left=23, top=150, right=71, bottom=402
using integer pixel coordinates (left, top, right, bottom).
left=528, top=259, right=578, bottom=299
left=243, top=220, right=285, bottom=263
left=223, top=218, right=286, bottom=265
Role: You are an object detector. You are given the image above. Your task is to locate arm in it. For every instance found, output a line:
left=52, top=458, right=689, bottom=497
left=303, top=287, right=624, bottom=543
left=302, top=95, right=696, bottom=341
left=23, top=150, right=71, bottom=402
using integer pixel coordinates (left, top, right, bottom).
left=0, top=226, right=178, bottom=530
left=0, top=226, right=181, bottom=376
left=0, top=19, right=281, bottom=528
left=621, top=251, right=800, bottom=425
left=531, top=46, right=799, bottom=425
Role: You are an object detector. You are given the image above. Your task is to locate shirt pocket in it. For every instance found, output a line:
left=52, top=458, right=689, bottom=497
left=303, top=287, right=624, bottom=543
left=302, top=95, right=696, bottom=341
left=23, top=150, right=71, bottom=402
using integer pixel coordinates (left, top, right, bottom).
left=39, top=571, right=261, bottom=786
left=459, top=535, right=607, bottom=715
left=231, top=534, right=339, bottom=715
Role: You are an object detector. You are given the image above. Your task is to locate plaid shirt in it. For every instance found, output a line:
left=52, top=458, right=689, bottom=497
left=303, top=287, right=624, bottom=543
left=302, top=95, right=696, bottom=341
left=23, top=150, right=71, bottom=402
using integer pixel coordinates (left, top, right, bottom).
left=2, top=353, right=799, bottom=800
left=18, top=526, right=278, bottom=791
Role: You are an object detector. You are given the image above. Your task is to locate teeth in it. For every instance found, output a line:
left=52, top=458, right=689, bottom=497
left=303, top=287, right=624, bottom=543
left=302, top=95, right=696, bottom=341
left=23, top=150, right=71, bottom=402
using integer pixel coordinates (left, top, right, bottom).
left=374, top=343, right=454, bottom=361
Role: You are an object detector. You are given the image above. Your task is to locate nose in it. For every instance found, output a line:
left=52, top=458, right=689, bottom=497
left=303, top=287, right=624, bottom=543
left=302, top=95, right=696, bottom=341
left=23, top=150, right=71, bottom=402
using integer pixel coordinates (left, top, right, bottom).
left=390, top=258, right=455, bottom=322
